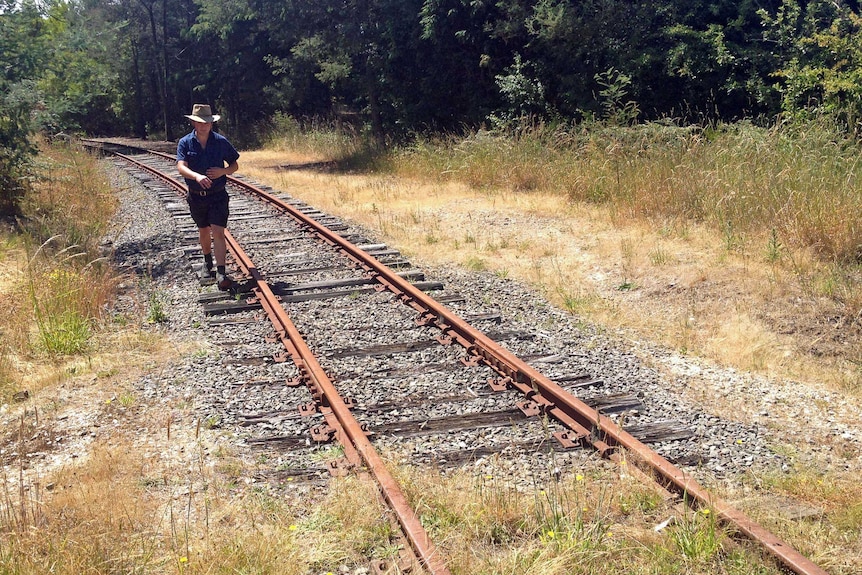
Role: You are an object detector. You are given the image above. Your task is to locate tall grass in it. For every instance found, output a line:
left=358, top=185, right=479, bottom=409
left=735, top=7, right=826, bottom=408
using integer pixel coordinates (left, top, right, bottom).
left=18, top=139, right=122, bottom=358
left=257, top=113, right=380, bottom=169
left=24, top=140, right=118, bottom=253
left=394, top=118, right=862, bottom=266
left=0, top=139, right=121, bottom=398
left=25, top=243, right=118, bottom=355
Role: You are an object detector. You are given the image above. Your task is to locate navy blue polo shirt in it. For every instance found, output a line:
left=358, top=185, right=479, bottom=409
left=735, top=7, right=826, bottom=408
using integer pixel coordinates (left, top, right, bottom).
left=177, top=130, right=240, bottom=192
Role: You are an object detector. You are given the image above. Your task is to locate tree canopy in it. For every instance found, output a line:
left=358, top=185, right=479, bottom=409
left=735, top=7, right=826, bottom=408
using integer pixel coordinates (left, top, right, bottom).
left=3, top=0, right=862, bottom=148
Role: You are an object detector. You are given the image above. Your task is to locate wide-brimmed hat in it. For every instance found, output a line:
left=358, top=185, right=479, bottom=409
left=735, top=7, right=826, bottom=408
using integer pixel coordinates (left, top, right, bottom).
left=184, top=103, right=220, bottom=123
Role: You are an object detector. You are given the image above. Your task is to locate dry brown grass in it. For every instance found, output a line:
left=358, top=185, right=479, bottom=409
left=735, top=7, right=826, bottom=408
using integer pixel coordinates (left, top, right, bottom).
left=390, top=461, right=797, bottom=575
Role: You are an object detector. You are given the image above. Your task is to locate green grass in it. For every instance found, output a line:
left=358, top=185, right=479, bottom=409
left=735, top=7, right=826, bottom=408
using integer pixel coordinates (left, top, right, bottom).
left=146, top=290, right=169, bottom=324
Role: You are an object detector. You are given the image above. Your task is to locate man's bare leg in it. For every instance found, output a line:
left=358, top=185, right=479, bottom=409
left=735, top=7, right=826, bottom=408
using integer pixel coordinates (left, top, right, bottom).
left=198, top=226, right=213, bottom=275
left=211, top=224, right=227, bottom=267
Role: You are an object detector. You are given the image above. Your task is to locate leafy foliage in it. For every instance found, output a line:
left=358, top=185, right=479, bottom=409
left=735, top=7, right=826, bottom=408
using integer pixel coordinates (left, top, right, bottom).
left=3, top=0, right=862, bottom=147
left=762, top=0, right=862, bottom=132
left=0, top=0, right=46, bottom=215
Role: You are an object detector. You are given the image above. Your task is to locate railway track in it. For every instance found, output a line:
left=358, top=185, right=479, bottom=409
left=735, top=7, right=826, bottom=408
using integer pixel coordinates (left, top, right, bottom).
left=84, top=137, right=829, bottom=575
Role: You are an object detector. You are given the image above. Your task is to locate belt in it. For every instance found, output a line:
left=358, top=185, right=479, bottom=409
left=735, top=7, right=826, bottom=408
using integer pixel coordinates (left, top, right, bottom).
left=188, top=187, right=225, bottom=197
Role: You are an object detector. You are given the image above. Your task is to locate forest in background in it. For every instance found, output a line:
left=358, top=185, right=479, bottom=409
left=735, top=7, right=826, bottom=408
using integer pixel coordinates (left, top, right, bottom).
left=4, top=0, right=862, bottom=213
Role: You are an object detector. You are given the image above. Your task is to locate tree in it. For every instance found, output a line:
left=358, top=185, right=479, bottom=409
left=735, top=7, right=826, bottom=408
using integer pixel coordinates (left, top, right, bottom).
left=0, top=0, right=47, bottom=214
left=762, top=0, right=862, bottom=132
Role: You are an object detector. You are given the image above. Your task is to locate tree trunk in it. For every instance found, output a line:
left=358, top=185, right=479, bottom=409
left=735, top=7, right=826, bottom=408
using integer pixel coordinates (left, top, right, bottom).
left=139, top=0, right=166, bottom=139
left=131, top=39, right=147, bottom=138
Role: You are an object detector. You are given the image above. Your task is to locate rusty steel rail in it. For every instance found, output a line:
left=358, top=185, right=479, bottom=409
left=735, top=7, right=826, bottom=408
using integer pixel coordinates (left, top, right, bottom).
left=224, top=175, right=829, bottom=575
left=115, top=151, right=451, bottom=575
left=226, top=232, right=451, bottom=575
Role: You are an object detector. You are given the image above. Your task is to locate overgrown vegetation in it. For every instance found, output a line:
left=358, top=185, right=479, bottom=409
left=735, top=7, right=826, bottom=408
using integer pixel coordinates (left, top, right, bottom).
left=0, top=125, right=858, bottom=574
left=0, top=140, right=120, bottom=398
left=400, top=119, right=862, bottom=264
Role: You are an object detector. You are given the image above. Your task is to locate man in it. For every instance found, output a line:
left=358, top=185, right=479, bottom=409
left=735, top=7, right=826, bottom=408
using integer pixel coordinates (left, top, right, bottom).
left=177, top=104, right=240, bottom=291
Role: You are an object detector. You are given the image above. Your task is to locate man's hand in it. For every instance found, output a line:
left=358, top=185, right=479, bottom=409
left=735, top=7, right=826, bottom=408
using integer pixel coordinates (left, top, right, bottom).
left=205, top=167, right=226, bottom=180
left=197, top=173, right=213, bottom=189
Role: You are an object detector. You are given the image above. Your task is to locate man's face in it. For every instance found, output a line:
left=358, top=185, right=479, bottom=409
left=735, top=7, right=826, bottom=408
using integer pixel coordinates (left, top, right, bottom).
left=192, top=120, right=213, bottom=135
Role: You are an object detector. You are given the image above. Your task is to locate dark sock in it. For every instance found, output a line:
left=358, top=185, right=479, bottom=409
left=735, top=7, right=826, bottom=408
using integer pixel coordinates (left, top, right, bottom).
left=217, top=265, right=226, bottom=276
left=204, top=253, right=214, bottom=269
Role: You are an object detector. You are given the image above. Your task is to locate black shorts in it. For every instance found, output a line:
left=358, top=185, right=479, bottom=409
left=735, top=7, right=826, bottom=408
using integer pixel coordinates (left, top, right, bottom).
left=187, top=188, right=229, bottom=228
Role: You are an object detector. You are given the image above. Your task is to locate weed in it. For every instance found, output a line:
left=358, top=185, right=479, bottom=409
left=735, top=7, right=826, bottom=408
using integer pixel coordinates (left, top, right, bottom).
left=766, top=228, right=783, bottom=262
left=723, top=220, right=744, bottom=253
left=309, top=445, right=345, bottom=462
left=36, top=309, right=92, bottom=355
left=147, top=291, right=168, bottom=323
left=465, top=256, right=487, bottom=271
left=557, top=287, right=591, bottom=315
left=0, top=344, right=17, bottom=399
left=649, top=245, right=670, bottom=265
left=532, top=470, right=610, bottom=556
left=666, top=507, right=723, bottom=562
left=618, top=487, right=663, bottom=516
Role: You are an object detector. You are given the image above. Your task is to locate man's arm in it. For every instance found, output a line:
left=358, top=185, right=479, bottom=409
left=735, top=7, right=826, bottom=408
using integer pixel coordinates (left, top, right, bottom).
left=178, top=160, right=216, bottom=190
left=205, top=160, right=238, bottom=180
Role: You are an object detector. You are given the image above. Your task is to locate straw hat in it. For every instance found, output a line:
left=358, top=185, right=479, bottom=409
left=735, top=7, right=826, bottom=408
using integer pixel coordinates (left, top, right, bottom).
left=184, top=103, right=220, bottom=123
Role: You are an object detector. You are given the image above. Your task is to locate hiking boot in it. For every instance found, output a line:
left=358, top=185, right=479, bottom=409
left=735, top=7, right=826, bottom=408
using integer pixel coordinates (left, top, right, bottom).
left=216, top=272, right=235, bottom=291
